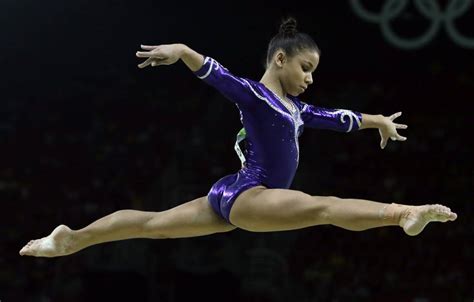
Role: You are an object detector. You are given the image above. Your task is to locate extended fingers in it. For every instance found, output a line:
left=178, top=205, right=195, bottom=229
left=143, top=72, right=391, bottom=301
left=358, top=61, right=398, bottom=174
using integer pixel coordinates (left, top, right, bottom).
left=396, top=134, right=407, bottom=141
left=380, top=129, right=407, bottom=150
left=390, top=134, right=407, bottom=141
left=136, top=44, right=163, bottom=58
left=136, top=51, right=151, bottom=58
left=382, top=136, right=406, bottom=149
left=138, top=58, right=153, bottom=68
left=379, top=129, right=387, bottom=149
left=138, top=58, right=167, bottom=68
left=136, top=51, right=164, bottom=58
left=141, top=44, right=159, bottom=50
left=389, top=111, right=402, bottom=121
left=395, top=123, right=408, bottom=129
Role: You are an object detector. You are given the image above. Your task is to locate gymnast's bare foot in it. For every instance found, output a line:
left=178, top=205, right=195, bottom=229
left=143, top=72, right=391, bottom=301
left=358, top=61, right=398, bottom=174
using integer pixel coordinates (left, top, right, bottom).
left=19, top=225, right=76, bottom=257
left=400, top=204, right=457, bottom=236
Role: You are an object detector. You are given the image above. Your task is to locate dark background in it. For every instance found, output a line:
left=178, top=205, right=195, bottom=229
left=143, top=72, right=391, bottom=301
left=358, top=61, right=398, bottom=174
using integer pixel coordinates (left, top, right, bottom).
left=2, top=0, right=473, bottom=301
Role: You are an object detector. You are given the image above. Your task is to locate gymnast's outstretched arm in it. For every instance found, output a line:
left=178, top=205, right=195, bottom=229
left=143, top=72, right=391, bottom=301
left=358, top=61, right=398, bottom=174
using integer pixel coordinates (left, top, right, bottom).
left=295, top=99, right=408, bottom=150
left=137, top=44, right=257, bottom=108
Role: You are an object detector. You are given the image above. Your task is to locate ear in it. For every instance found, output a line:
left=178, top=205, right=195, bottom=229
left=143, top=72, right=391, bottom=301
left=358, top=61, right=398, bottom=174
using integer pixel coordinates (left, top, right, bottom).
left=274, top=50, right=286, bottom=68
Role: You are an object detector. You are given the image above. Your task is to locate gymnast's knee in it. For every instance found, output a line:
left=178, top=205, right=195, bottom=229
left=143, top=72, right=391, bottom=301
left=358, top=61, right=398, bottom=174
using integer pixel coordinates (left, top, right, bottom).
left=311, top=195, right=341, bottom=224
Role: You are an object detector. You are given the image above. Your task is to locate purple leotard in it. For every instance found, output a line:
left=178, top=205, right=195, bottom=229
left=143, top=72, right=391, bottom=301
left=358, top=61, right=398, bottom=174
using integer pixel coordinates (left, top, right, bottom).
left=194, top=57, right=362, bottom=225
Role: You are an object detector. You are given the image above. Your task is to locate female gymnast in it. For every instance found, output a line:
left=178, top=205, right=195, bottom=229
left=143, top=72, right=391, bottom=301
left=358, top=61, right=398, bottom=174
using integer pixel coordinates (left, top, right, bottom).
left=20, top=17, right=457, bottom=258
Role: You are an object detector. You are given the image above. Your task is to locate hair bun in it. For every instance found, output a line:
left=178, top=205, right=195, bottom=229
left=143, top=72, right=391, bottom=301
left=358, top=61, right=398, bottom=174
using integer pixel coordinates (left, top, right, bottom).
left=279, top=17, right=298, bottom=36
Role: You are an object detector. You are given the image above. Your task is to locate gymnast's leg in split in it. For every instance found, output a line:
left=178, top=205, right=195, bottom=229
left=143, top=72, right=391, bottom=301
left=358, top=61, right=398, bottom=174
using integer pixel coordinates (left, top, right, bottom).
left=19, top=185, right=457, bottom=258
left=228, top=187, right=457, bottom=234
left=19, top=195, right=237, bottom=257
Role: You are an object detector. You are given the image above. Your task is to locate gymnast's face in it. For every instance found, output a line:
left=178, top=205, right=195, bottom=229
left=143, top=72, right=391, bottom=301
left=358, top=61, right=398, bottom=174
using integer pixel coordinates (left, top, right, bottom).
left=276, top=49, right=319, bottom=96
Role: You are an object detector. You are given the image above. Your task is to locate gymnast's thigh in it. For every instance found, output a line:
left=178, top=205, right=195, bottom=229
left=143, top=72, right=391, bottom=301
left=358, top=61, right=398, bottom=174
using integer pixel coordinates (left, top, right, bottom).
left=151, top=196, right=238, bottom=238
left=229, top=187, right=323, bottom=232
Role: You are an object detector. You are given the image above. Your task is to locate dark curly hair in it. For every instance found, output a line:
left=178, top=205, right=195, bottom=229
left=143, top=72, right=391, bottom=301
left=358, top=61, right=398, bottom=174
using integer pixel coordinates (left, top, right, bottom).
left=265, top=17, right=320, bottom=68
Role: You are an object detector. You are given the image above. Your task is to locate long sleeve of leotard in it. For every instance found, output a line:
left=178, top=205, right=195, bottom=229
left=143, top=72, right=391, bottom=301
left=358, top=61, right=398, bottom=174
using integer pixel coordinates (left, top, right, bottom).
left=299, top=101, right=362, bottom=133
left=193, top=57, right=255, bottom=107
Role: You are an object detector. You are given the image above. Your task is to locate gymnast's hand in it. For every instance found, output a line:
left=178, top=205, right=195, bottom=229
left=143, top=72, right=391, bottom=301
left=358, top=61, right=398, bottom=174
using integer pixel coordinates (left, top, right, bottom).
left=378, top=112, right=408, bottom=149
left=136, top=44, right=184, bottom=69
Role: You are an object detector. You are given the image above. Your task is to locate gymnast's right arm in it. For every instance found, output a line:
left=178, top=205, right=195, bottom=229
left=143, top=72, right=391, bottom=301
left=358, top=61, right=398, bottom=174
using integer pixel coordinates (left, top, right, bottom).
left=136, top=43, right=254, bottom=106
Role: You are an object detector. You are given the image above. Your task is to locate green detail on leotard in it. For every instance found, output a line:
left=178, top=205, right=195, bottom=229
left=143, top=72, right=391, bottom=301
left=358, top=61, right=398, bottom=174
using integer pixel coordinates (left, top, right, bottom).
left=234, top=127, right=247, bottom=167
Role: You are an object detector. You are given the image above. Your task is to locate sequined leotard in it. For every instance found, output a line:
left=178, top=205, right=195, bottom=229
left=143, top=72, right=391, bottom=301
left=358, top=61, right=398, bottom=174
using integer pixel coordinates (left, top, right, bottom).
left=194, top=57, right=362, bottom=225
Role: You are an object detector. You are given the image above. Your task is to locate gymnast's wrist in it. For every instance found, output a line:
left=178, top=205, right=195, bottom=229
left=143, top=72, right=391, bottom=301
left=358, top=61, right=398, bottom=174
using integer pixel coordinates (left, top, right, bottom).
left=359, top=113, right=384, bottom=130
left=179, top=44, right=205, bottom=72
left=175, top=43, right=188, bottom=58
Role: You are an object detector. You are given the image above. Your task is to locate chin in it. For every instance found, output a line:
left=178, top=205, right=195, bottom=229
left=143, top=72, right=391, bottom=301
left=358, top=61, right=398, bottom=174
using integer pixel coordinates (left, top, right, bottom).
left=291, top=87, right=306, bottom=96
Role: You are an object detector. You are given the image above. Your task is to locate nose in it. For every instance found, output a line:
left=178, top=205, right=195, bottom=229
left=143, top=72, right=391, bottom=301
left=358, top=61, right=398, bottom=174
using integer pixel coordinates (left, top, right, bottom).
left=305, top=74, right=313, bottom=85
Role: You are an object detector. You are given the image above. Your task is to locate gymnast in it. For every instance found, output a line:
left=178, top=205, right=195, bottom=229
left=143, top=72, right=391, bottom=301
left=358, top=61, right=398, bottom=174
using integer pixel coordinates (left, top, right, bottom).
left=20, top=17, right=457, bottom=257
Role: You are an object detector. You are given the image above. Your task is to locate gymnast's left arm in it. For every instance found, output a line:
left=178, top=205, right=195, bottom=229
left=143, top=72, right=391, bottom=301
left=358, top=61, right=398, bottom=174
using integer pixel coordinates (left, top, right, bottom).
left=297, top=101, right=407, bottom=149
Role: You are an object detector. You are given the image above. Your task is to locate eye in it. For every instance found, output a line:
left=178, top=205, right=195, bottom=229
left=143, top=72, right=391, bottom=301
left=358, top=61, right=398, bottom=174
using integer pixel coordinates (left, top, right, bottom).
left=301, top=65, right=310, bottom=72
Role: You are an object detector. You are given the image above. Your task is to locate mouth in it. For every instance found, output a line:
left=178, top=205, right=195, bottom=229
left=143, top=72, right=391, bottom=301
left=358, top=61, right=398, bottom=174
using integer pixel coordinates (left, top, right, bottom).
left=300, top=86, right=307, bottom=91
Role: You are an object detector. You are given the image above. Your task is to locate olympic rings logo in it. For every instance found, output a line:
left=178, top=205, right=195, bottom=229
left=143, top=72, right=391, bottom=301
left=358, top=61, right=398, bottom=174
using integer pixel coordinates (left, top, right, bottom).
left=350, top=0, right=474, bottom=49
